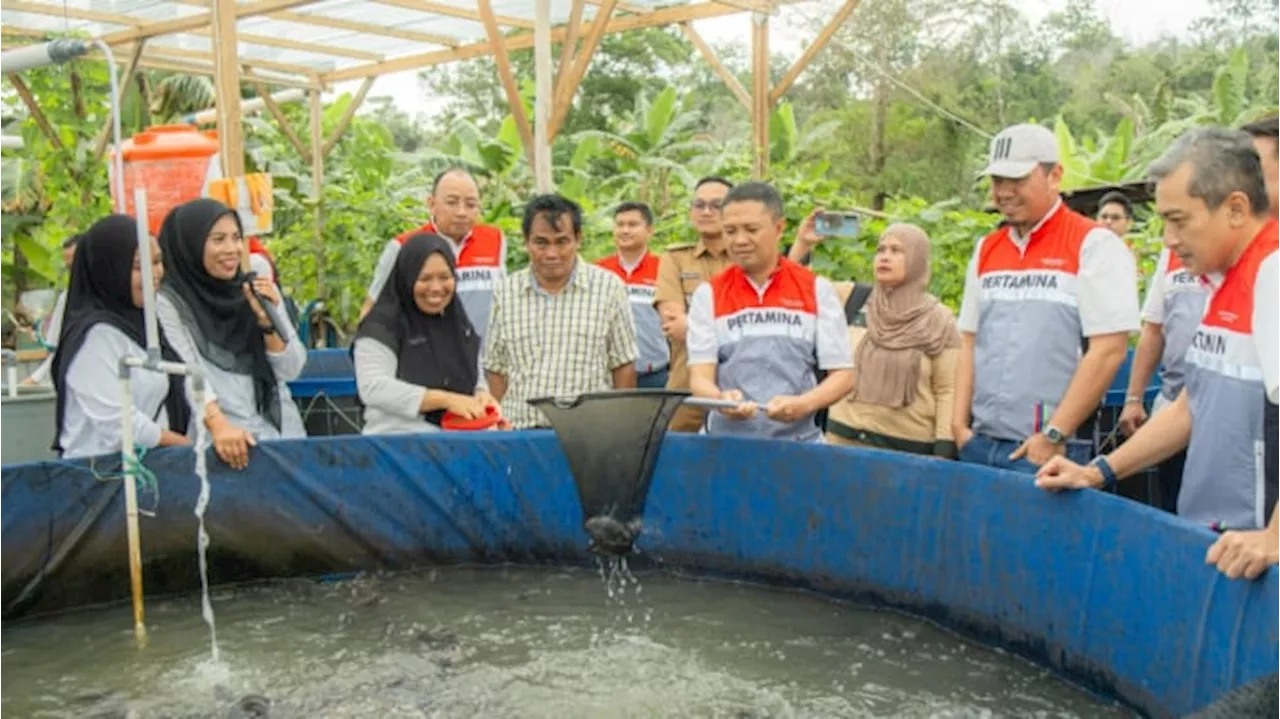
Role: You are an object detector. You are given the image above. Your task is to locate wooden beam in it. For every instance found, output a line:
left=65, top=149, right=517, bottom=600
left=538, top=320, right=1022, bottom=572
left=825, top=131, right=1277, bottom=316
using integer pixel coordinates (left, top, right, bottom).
left=548, top=0, right=616, bottom=141
left=121, top=42, right=318, bottom=76
left=370, top=0, right=534, bottom=29
left=534, top=0, right=553, bottom=192
left=0, top=26, right=47, bottom=39
left=321, top=77, right=374, bottom=157
left=679, top=22, right=750, bottom=110
left=715, top=0, right=775, bottom=11
left=147, top=55, right=314, bottom=89
left=321, top=0, right=757, bottom=82
left=309, top=89, right=327, bottom=302
left=102, top=0, right=314, bottom=46
left=3, top=1, right=355, bottom=68
left=591, top=0, right=649, bottom=13
left=93, top=41, right=146, bottom=161
left=770, top=0, right=860, bottom=103
left=268, top=10, right=460, bottom=48
left=213, top=0, right=245, bottom=177
left=556, top=0, right=585, bottom=90
left=750, top=11, right=769, bottom=179
left=252, top=80, right=309, bottom=159
left=5, top=74, right=62, bottom=149
left=228, top=30, right=381, bottom=61
left=479, top=0, right=535, bottom=168
left=165, top=0, right=462, bottom=47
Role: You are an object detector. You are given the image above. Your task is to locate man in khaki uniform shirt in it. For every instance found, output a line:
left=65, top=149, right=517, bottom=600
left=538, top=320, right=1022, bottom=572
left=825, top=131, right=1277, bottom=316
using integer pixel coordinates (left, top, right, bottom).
left=654, top=176, right=734, bottom=431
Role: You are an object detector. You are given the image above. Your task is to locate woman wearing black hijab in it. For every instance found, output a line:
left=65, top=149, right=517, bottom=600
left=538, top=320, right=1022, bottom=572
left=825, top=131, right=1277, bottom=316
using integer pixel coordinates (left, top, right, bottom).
left=53, top=215, right=194, bottom=458
left=156, top=199, right=306, bottom=470
left=354, top=232, right=501, bottom=434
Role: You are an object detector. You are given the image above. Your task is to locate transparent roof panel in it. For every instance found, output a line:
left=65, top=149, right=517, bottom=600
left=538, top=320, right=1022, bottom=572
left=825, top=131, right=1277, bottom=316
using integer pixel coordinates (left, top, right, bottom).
left=1, top=0, right=750, bottom=83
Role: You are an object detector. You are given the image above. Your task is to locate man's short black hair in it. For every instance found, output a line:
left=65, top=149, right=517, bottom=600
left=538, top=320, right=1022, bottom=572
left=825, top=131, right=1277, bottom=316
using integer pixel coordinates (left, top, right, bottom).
left=613, top=201, right=653, bottom=226
left=1242, top=115, right=1279, bottom=140
left=522, top=194, right=583, bottom=238
left=1097, top=191, right=1133, bottom=218
left=722, top=181, right=783, bottom=221
left=431, top=167, right=476, bottom=194
left=694, top=176, right=734, bottom=192
left=62, top=233, right=83, bottom=250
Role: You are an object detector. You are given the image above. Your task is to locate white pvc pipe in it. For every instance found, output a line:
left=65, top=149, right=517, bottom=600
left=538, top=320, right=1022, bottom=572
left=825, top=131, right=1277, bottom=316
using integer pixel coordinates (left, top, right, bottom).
left=0, top=39, right=87, bottom=73
left=133, top=187, right=160, bottom=355
left=94, top=39, right=126, bottom=214
left=184, top=88, right=306, bottom=126
left=2, top=348, right=16, bottom=397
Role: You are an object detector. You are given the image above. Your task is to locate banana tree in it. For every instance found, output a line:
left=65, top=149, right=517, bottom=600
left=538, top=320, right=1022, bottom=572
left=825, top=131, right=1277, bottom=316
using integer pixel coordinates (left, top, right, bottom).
left=564, top=86, right=713, bottom=220
left=1128, top=47, right=1278, bottom=169
left=1054, top=115, right=1136, bottom=191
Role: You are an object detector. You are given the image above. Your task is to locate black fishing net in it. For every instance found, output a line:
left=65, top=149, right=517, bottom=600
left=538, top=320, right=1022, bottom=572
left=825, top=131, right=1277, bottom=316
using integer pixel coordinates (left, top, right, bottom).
left=528, top=389, right=689, bottom=556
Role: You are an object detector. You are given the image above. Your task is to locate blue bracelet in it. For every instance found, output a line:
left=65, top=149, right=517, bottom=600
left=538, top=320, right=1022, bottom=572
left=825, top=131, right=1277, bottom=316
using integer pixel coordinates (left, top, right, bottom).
left=1091, top=456, right=1118, bottom=489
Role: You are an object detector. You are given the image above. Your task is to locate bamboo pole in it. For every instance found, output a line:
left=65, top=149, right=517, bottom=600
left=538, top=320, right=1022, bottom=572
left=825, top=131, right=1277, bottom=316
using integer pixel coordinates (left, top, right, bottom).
left=321, top=77, right=374, bottom=157
left=119, top=369, right=148, bottom=645
left=679, top=22, right=750, bottom=110
left=534, top=0, right=553, bottom=192
left=479, top=0, right=535, bottom=169
left=310, top=89, right=326, bottom=303
left=751, top=11, right=770, bottom=179
left=770, top=0, right=861, bottom=104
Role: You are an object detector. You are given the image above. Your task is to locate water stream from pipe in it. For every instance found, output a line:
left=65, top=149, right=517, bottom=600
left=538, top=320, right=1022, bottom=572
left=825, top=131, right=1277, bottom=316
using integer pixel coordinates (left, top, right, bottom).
left=191, top=392, right=220, bottom=665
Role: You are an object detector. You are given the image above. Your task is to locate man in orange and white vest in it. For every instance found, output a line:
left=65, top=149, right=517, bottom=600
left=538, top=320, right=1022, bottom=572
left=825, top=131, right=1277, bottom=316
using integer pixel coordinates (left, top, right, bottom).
left=686, top=182, right=855, bottom=441
left=360, top=167, right=507, bottom=338
left=596, top=202, right=669, bottom=389
left=952, top=123, right=1140, bottom=473
left=1038, top=127, right=1279, bottom=581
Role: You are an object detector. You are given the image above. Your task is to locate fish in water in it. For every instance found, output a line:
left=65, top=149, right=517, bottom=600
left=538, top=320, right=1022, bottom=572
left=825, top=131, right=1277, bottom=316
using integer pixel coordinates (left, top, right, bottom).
left=584, top=515, right=643, bottom=556
left=1185, top=673, right=1279, bottom=718
left=215, top=685, right=270, bottom=719
left=225, top=694, right=270, bottom=719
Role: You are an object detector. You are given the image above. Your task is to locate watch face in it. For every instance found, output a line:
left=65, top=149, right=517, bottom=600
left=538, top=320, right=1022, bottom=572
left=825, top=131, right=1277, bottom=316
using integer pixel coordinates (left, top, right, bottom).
left=1045, top=428, right=1064, bottom=443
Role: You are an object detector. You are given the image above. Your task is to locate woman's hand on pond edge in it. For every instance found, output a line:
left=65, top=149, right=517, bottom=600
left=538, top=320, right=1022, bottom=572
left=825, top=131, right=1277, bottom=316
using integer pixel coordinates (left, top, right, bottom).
left=210, top=419, right=256, bottom=470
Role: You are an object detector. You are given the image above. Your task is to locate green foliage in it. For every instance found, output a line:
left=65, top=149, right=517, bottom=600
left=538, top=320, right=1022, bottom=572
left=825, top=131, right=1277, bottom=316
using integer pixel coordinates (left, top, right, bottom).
left=2, top=60, right=117, bottom=304
left=241, top=94, right=425, bottom=331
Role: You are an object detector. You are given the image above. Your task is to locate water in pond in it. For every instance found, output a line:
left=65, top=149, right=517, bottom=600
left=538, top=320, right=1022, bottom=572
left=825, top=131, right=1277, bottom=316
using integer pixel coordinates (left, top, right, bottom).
left=2, top=566, right=1135, bottom=718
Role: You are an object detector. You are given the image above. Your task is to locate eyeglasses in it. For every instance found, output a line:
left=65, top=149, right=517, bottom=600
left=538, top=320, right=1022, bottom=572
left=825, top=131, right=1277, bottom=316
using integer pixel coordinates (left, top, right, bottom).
left=693, top=200, right=723, bottom=212
left=1098, top=213, right=1128, bottom=222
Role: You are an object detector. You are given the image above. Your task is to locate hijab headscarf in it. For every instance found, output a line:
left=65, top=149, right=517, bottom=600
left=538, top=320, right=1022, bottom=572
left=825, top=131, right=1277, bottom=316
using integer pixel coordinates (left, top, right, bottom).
left=851, top=223, right=961, bottom=408
left=355, top=233, right=479, bottom=427
left=51, top=215, right=192, bottom=453
left=157, top=198, right=281, bottom=430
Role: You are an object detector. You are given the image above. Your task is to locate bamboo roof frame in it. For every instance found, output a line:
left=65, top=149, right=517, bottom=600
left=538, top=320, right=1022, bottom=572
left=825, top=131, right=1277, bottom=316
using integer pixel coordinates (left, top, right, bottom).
left=1, top=0, right=822, bottom=90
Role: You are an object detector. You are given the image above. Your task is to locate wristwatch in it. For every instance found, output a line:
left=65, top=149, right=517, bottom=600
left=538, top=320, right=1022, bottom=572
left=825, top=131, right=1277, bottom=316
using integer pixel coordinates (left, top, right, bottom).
left=1090, top=455, right=1118, bottom=489
left=1043, top=425, right=1067, bottom=444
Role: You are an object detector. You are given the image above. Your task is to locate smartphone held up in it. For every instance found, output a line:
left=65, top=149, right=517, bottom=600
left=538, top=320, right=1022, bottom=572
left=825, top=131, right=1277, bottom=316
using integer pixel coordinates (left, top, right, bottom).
left=814, top=211, right=862, bottom=238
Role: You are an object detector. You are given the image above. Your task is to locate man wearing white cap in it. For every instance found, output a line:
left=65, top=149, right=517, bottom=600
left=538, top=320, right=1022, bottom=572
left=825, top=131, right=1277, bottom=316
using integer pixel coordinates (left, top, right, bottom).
left=951, top=123, right=1140, bottom=473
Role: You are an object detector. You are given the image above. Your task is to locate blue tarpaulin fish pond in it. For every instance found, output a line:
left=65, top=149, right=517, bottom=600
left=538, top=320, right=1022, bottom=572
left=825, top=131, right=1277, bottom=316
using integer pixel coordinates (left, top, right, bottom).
left=2, top=432, right=1276, bottom=717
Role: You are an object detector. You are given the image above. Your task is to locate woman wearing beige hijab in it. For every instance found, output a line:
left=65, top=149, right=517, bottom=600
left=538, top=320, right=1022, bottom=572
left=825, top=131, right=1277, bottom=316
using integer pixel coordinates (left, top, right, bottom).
left=824, top=224, right=961, bottom=457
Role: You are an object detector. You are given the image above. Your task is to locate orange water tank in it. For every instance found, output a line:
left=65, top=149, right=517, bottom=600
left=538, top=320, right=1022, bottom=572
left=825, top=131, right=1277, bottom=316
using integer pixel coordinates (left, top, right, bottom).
left=111, top=124, right=220, bottom=236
